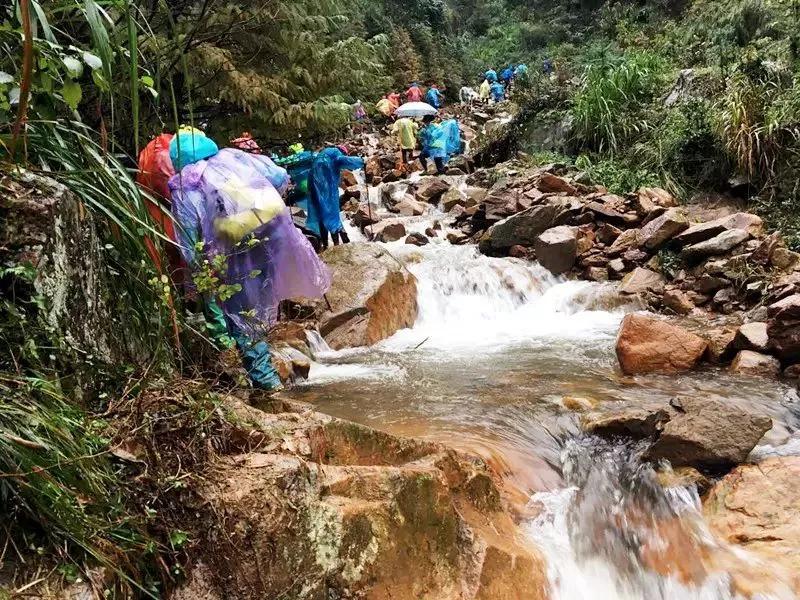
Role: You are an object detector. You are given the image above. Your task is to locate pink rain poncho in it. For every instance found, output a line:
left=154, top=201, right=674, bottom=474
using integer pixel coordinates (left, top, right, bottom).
left=170, top=148, right=331, bottom=331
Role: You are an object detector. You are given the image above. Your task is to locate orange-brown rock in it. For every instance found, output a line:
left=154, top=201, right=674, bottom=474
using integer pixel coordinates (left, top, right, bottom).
left=319, top=243, right=418, bottom=349
left=704, top=456, right=800, bottom=595
left=174, top=398, right=549, bottom=600
left=616, top=314, right=708, bottom=374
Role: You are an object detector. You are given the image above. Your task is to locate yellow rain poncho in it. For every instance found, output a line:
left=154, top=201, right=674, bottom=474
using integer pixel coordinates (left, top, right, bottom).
left=392, top=117, right=419, bottom=150
left=479, top=79, right=491, bottom=100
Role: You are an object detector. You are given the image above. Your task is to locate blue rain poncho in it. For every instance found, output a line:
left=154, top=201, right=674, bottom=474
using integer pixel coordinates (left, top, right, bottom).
left=490, top=82, right=506, bottom=102
left=426, top=87, right=444, bottom=109
left=307, top=147, right=364, bottom=237
left=441, top=119, right=462, bottom=157
left=501, top=67, right=514, bottom=82
left=515, top=63, right=529, bottom=78
left=485, top=69, right=498, bottom=83
left=169, top=132, right=219, bottom=171
left=276, top=150, right=315, bottom=210
left=420, top=124, right=447, bottom=159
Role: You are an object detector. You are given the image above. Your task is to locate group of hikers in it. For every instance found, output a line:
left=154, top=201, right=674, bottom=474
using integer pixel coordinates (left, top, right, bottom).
left=136, top=127, right=362, bottom=392
left=135, top=60, right=551, bottom=392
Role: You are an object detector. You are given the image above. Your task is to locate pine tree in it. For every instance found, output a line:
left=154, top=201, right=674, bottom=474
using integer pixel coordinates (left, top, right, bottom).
left=388, top=28, right=423, bottom=89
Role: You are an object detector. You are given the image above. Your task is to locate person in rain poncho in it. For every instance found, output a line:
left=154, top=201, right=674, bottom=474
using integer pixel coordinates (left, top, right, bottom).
left=376, top=95, right=394, bottom=118
left=440, top=119, right=462, bottom=158
left=484, top=69, right=498, bottom=83
left=543, top=58, right=555, bottom=77
left=418, top=115, right=448, bottom=175
left=406, top=82, right=424, bottom=103
left=392, top=116, right=419, bottom=165
left=426, top=84, right=444, bottom=109
left=230, top=131, right=261, bottom=154
left=515, top=63, right=529, bottom=80
left=388, top=92, right=402, bottom=110
left=500, top=65, right=515, bottom=85
left=490, top=81, right=506, bottom=103
left=307, top=145, right=365, bottom=250
left=169, top=132, right=331, bottom=391
left=459, top=85, right=477, bottom=105
left=479, top=79, right=491, bottom=103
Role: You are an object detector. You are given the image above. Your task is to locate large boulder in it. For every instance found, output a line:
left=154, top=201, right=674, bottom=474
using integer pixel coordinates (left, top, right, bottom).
left=585, top=397, right=772, bottom=470
left=767, top=294, right=800, bottom=362
left=393, top=195, right=427, bottom=217
left=618, top=267, right=666, bottom=295
left=638, top=208, right=689, bottom=250
left=536, top=173, right=578, bottom=194
left=704, top=457, right=800, bottom=593
left=319, top=244, right=418, bottom=349
left=184, top=398, right=549, bottom=600
left=615, top=314, right=708, bottom=374
left=534, top=226, right=577, bottom=275
left=729, top=350, right=781, bottom=377
left=479, top=204, right=566, bottom=254
left=681, top=229, right=750, bottom=261
left=645, top=397, right=771, bottom=469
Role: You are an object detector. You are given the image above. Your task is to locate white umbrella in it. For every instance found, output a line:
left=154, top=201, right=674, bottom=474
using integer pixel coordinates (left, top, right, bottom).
left=395, top=102, right=438, bottom=118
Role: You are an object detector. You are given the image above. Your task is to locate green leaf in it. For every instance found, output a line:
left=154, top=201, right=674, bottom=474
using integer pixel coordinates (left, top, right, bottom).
left=140, top=75, right=154, bottom=88
left=168, top=530, right=189, bottom=549
left=62, top=80, right=82, bottom=109
left=91, top=70, right=110, bottom=92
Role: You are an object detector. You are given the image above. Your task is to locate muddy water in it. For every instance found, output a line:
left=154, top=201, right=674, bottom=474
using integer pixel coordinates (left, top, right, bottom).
left=288, top=197, right=800, bottom=599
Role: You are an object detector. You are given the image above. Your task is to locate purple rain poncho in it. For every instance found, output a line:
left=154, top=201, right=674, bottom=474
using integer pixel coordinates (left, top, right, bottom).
left=170, top=148, right=331, bottom=331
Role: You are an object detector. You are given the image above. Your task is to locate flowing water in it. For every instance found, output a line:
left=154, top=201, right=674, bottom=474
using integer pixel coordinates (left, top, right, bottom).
left=288, top=192, right=800, bottom=599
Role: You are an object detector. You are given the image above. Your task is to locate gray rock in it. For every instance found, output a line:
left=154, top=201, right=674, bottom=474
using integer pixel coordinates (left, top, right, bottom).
left=645, top=397, right=772, bottom=469
left=534, top=226, right=578, bottom=275
left=675, top=213, right=763, bottom=246
left=619, top=267, right=666, bottom=295
left=681, top=229, right=750, bottom=261
left=729, top=350, right=781, bottom=377
left=479, top=204, right=566, bottom=253
left=733, top=322, right=769, bottom=352
left=638, top=208, right=689, bottom=250
left=405, top=232, right=429, bottom=247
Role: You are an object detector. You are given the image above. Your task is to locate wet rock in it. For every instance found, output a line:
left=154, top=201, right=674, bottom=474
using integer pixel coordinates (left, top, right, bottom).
left=536, top=173, right=578, bottom=194
left=694, top=274, right=729, bottom=294
left=509, top=245, right=531, bottom=259
left=447, top=231, right=469, bottom=245
left=619, top=268, right=666, bottom=295
left=405, top=232, right=429, bottom=247
left=638, top=208, right=689, bottom=250
left=681, top=229, right=750, bottom=261
left=534, top=226, right=577, bottom=275
left=663, top=289, right=695, bottom=315
left=645, top=396, right=771, bottom=469
left=583, top=403, right=671, bottom=438
left=562, top=396, right=598, bottom=411
left=195, top=398, right=549, bottom=600
left=319, top=243, right=417, bottom=349
left=767, top=294, right=800, bottom=362
left=616, top=314, right=707, bottom=374
left=784, top=363, right=800, bottom=378
left=656, top=466, right=711, bottom=494
left=341, top=170, right=358, bottom=188
left=415, top=178, right=451, bottom=203
left=394, top=196, right=427, bottom=217
left=729, top=350, right=781, bottom=377
left=441, top=187, right=467, bottom=212
left=733, top=322, right=768, bottom=352
left=381, top=181, right=410, bottom=208
left=371, top=221, right=407, bottom=243
left=703, top=328, right=737, bottom=363
left=675, top=213, right=763, bottom=246
left=479, top=204, right=565, bottom=254
left=607, top=258, right=626, bottom=277
left=352, top=202, right=381, bottom=227
left=704, top=456, right=800, bottom=592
